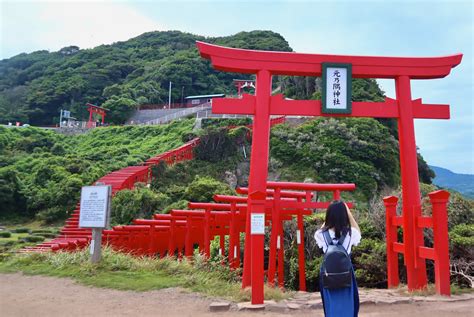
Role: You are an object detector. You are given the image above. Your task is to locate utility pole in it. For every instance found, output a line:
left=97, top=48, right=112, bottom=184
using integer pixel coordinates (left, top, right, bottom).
left=168, top=81, right=172, bottom=108
left=59, top=109, right=63, bottom=128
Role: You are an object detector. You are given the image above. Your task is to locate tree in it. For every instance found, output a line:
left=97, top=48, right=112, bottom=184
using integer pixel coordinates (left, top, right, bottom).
left=102, top=97, right=137, bottom=124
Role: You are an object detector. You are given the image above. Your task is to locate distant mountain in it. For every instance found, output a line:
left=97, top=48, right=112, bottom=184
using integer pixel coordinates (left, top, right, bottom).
left=430, top=165, right=474, bottom=199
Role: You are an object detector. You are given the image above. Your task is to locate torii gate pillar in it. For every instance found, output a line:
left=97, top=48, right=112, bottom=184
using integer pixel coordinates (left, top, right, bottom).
left=242, top=70, right=272, bottom=303
left=396, top=75, right=428, bottom=288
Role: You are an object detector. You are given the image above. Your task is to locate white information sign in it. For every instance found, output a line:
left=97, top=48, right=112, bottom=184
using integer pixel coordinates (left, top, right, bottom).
left=322, top=63, right=352, bottom=114
left=250, top=213, right=265, bottom=235
left=79, top=185, right=110, bottom=228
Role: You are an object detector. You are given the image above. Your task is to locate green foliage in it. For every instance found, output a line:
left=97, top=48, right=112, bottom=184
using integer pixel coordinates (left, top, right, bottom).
left=451, top=224, right=474, bottom=249
left=0, top=232, right=12, bottom=238
left=418, top=152, right=435, bottom=184
left=0, top=121, right=193, bottom=221
left=352, top=238, right=387, bottom=287
left=271, top=118, right=400, bottom=198
left=201, top=118, right=252, bottom=129
left=21, top=235, right=45, bottom=243
left=0, top=30, right=291, bottom=125
left=111, top=186, right=170, bottom=225
left=102, top=97, right=137, bottom=124
left=12, top=228, right=30, bottom=233
left=184, top=175, right=235, bottom=202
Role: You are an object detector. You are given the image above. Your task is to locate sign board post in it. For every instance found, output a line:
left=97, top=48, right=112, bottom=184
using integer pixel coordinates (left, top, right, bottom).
left=79, top=184, right=111, bottom=263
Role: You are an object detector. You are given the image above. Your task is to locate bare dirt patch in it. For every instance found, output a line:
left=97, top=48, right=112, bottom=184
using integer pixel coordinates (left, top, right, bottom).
left=1, top=273, right=472, bottom=317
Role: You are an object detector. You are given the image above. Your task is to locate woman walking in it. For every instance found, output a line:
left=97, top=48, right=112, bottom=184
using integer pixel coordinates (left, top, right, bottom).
left=314, top=200, right=361, bottom=317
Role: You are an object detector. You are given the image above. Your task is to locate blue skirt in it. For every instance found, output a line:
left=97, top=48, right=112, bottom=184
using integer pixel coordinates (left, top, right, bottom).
left=319, top=268, right=359, bottom=317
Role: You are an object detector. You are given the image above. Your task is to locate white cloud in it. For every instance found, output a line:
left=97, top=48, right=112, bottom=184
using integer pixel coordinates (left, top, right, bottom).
left=1, top=1, right=163, bottom=58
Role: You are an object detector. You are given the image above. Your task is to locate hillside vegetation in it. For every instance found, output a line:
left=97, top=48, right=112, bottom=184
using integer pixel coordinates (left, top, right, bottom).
left=0, top=30, right=291, bottom=125
left=0, top=120, right=194, bottom=222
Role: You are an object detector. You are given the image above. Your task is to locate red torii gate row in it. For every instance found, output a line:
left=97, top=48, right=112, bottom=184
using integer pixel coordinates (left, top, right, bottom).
left=99, top=181, right=355, bottom=292
left=235, top=182, right=356, bottom=291
left=196, top=41, right=462, bottom=303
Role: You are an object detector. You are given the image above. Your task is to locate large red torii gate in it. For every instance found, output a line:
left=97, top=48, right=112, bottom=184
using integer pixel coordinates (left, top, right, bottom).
left=197, top=41, right=462, bottom=304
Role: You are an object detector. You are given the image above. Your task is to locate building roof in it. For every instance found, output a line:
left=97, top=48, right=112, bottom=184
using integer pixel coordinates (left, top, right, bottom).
left=185, top=94, right=225, bottom=100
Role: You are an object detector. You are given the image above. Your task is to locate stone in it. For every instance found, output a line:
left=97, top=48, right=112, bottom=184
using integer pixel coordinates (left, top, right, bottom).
left=266, top=302, right=288, bottom=313
left=307, top=299, right=324, bottom=309
left=237, top=302, right=266, bottom=311
left=287, top=303, right=302, bottom=310
left=209, top=302, right=231, bottom=312
left=360, top=298, right=376, bottom=306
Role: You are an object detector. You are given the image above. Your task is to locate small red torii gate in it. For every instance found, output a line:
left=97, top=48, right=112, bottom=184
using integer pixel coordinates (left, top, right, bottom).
left=86, top=103, right=107, bottom=128
left=197, top=41, right=462, bottom=304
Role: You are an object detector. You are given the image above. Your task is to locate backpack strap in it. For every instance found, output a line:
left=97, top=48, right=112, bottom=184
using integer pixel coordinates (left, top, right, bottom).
left=322, top=230, right=333, bottom=247
left=336, top=231, right=347, bottom=246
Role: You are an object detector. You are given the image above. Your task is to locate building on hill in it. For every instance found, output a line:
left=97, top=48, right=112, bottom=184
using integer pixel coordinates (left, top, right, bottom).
left=185, top=94, right=225, bottom=107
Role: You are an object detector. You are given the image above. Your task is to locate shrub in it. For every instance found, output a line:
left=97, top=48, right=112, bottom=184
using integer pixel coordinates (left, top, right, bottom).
left=0, top=231, right=12, bottom=238
left=36, top=207, right=68, bottom=223
left=12, top=227, right=30, bottom=233
left=111, top=187, right=170, bottom=225
left=22, top=235, right=45, bottom=243
left=32, top=233, right=56, bottom=238
left=352, top=238, right=387, bottom=288
left=30, top=229, right=54, bottom=234
left=184, top=175, right=234, bottom=202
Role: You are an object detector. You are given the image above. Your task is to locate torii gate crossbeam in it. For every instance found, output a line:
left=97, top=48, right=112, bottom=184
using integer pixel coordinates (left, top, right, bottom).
left=197, top=41, right=462, bottom=304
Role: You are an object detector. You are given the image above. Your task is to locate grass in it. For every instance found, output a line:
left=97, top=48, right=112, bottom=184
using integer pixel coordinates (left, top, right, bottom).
left=394, top=283, right=473, bottom=296
left=0, top=247, right=289, bottom=302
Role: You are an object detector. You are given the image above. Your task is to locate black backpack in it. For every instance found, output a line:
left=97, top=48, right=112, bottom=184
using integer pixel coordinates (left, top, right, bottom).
left=321, top=230, right=352, bottom=289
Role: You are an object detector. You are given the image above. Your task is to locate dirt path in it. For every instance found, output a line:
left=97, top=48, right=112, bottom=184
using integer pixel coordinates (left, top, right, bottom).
left=1, top=273, right=472, bottom=317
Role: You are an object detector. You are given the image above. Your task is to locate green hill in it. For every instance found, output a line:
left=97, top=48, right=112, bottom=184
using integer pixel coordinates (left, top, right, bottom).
left=0, top=120, right=194, bottom=221
left=0, top=30, right=291, bottom=125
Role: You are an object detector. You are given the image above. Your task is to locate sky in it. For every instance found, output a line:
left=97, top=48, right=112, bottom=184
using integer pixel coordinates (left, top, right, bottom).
left=1, top=0, right=473, bottom=174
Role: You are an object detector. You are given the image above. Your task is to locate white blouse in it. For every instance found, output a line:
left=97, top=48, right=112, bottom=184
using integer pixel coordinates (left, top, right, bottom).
left=314, top=227, right=361, bottom=254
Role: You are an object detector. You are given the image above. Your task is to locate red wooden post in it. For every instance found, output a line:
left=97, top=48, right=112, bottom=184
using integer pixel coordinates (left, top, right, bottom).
left=219, top=234, right=225, bottom=258
left=297, top=206, right=306, bottom=291
left=204, top=208, right=211, bottom=258
left=88, top=109, right=93, bottom=128
left=185, top=218, right=193, bottom=258
left=267, top=188, right=280, bottom=286
left=246, top=69, right=272, bottom=304
left=229, top=203, right=238, bottom=268
left=149, top=225, right=156, bottom=256
left=395, top=75, right=427, bottom=290
left=383, top=196, right=400, bottom=288
left=428, top=190, right=451, bottom=296
left=277, top=221, right=285, bottom=288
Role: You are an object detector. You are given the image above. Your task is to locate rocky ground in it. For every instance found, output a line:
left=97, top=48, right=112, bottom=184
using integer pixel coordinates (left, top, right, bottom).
left=1, top=273, right=472, bottom=317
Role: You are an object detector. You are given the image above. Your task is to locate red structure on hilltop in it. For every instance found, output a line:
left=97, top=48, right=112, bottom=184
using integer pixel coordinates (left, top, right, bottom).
left=86, top=103, right=107, bottom=128
left=197, top=41, right=462, bottom=303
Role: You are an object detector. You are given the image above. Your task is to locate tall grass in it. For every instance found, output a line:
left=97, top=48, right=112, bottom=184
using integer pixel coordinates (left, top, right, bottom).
left=0, top=247, right=289, bottom=301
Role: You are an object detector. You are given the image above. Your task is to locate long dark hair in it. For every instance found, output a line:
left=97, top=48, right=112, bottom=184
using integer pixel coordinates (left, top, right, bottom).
left=322, top=200, right=350, bottom=239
